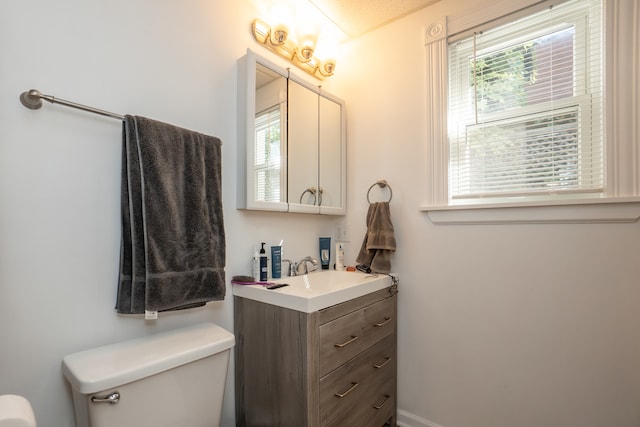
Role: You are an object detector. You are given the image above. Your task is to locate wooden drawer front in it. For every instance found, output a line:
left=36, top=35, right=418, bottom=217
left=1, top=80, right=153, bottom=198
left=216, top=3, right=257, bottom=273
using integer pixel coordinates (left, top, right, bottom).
left=320, top=334, right=396, bottom=427
left=319, top=295, right=395, bottom=377
left=319, top=287, right=393, bottom=325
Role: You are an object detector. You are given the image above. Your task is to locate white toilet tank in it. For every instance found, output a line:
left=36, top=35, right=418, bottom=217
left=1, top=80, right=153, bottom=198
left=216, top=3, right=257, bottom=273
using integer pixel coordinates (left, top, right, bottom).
left=62, top=323, right=234, bottom=427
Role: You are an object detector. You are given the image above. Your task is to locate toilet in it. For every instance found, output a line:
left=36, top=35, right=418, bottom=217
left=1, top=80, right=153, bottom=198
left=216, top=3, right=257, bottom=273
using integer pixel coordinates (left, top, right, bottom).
left=62, top=322, right=234, bottom=427
left=0, top=395, right=36, bottom=427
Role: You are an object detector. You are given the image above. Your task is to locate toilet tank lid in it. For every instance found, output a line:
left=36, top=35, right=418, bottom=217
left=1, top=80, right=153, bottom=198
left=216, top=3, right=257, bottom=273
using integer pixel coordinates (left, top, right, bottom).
left=62, top=322, right=235, bottom=394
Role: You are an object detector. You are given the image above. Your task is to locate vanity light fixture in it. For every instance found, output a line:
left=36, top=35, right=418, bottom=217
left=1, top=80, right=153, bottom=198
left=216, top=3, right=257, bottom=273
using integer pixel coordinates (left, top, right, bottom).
left=252, top=18, right=336, bottom=79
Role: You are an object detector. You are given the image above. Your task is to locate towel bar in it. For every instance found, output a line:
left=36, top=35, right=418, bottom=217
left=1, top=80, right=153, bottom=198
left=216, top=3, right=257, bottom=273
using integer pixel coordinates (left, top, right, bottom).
left=19, top=88, right=223, bottom=146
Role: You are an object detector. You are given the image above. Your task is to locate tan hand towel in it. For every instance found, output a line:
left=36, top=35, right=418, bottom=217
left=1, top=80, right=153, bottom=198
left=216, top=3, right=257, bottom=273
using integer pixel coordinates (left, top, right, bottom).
left=355, top=201, right=396, bottom=274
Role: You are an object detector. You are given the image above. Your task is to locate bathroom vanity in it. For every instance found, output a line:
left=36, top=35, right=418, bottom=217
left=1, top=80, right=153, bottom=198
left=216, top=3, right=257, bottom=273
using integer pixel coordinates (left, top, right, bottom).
left=233, top=271, right=397, bottom=427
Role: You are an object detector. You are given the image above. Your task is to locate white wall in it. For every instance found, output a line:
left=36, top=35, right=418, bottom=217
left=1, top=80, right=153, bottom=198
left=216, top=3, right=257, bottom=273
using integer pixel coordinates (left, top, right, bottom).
left=0, top=1, right=341, bottom=426
left=333, top=1, right=640, bottom=426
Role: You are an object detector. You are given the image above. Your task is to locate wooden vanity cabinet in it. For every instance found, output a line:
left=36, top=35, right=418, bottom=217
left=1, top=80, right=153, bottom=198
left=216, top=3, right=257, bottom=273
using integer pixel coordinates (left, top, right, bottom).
left=234, top=286, right=397, bottom=427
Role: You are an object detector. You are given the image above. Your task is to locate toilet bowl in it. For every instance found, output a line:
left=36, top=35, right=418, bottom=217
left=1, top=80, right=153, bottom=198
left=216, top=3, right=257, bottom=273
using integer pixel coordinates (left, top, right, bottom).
left=62, top=322, right=234, bottom=427
left=0, top=395, right=36, bottom=427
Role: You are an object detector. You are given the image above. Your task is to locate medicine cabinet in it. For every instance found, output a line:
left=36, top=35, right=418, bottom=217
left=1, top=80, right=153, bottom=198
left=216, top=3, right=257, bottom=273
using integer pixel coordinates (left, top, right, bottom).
left=237, top=49, right=346, bottom=214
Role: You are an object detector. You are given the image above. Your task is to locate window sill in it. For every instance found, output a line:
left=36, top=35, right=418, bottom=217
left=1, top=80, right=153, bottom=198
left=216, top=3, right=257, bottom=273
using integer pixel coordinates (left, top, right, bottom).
left=421, top=197, right=640, bottom=225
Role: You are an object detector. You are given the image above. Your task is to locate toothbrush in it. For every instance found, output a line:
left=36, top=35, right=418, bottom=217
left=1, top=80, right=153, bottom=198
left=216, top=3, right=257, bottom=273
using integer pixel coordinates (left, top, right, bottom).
left=231, top=275, right=288, bottom=289
left=231, top=275, right=274, bottom=286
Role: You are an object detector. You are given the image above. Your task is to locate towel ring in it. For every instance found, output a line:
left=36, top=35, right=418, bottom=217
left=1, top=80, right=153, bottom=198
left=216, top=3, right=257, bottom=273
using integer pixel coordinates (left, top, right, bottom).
left=366, top=180, right=393, bottom=204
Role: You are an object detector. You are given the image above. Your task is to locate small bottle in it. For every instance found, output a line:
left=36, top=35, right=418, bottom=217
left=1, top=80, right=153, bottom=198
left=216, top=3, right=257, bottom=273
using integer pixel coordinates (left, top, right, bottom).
left=259, top=242, right=268, bottom=281
left=252, top=248, right=260, bottom=281
left=335, top=242, right=345, bottom=271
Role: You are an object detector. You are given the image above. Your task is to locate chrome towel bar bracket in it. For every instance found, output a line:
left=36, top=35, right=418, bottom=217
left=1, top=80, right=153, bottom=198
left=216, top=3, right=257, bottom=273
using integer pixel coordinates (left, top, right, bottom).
left=19, top=89, right=125, bottom=120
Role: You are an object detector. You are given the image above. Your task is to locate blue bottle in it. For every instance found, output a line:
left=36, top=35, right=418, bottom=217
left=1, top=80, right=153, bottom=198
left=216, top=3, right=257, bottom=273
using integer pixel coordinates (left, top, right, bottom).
left=319, top=237, right=331, bottom=270
left=271, top=245, right=282, bottom=279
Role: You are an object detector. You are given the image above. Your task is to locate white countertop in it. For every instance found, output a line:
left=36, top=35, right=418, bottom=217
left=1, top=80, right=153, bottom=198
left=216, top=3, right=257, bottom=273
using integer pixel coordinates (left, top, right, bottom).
left=232, top=270, right=393, bottom=313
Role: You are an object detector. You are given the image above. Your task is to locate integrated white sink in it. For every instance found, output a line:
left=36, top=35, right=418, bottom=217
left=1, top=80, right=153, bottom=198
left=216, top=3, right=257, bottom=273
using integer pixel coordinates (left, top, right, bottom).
left=231, top=270, right=393, bottom=313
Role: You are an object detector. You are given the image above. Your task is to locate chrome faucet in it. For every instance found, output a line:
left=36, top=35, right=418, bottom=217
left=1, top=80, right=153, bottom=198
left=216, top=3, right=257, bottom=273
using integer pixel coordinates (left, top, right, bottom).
left=294, top=256, right=319, bottom=275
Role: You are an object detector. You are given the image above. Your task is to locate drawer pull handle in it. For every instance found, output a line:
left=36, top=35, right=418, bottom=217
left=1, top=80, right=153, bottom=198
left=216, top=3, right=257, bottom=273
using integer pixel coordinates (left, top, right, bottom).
left=334, top=335, right=359, bottom=348
left=373, top=394, right=391, bottom=410
left=374, top=316, right=392, bottom=327
left=335, top=382, right=359, bottom=398
left=373, top=356, right=391, bottom=369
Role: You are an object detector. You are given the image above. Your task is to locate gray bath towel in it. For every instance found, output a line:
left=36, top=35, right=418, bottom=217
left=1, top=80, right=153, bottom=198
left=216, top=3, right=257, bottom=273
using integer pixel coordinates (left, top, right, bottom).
left=355, top=202, right=396, bottom=274
left=117, top=115, right=225, bottom=314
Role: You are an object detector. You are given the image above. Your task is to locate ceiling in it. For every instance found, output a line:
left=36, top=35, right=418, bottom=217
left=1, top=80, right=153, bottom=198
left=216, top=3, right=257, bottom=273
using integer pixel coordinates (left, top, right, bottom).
left=308, top=0, right=441, bottom=38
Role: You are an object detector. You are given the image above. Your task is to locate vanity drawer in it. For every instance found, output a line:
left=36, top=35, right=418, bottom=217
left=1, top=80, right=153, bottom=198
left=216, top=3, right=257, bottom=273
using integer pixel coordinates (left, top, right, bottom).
left=319, top=295, right=396, bottom=377
left=320, top=334, right=396, bottom=427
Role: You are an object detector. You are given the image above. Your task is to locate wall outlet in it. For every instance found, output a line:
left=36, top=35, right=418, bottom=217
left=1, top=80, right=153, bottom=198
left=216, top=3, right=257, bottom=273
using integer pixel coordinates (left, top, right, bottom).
left=336, top=223, right=350, bottom=242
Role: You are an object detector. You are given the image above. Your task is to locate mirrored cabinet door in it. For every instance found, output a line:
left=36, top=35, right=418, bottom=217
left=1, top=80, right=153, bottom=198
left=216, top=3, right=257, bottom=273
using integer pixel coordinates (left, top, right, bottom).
left=287, top=78, right=320, bottom=214
left=238, top=51, right=289, bottom=212
left=319, top=93, right=345, bottom=214
left=254, top=63, right=288, bottom=208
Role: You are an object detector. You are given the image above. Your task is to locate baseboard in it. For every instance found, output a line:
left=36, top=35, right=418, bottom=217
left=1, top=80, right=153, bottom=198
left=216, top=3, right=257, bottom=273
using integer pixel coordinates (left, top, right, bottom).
left=396, top=409, right=444, bottom=427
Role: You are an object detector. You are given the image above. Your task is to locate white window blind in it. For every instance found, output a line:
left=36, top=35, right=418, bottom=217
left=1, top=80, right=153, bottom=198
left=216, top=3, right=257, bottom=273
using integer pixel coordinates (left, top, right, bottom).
left=448, top=0, right=603, bottom=203
left=254, top=106, right=282, bottom=202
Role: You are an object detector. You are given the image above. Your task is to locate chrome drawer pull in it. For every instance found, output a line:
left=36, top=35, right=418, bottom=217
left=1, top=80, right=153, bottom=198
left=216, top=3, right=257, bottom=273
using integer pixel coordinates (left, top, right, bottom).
left=91, top=391, right=120, bottom=404
left=373, top=394, right=391, bottom=410
left=374, top=316, right=392, bottom=327
left=373, top=356, right=391, bottom=369
left=335, top=382, right=359, bottom=398
left=334, top=335, right=359, bottom=348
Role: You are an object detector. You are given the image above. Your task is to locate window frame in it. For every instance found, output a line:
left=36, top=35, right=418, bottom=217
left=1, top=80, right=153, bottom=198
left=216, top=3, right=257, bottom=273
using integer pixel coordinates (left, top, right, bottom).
left=421, top=0, right=640, bottom=224
left=449, top=0, right=602, bottom=203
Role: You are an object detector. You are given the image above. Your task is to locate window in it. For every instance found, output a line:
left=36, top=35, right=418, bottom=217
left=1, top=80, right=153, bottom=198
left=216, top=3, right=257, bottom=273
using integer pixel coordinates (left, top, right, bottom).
left=447, top=0, right=602, bottom=204
left=254, top=106, right=282, bottom=203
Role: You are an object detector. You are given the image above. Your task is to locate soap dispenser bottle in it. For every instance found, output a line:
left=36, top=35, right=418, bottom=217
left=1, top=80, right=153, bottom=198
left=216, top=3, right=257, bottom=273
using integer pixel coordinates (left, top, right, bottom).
left=259, top=242, right=268, bottom=281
